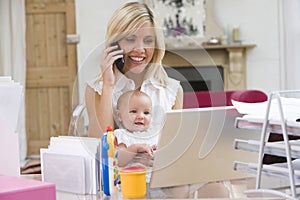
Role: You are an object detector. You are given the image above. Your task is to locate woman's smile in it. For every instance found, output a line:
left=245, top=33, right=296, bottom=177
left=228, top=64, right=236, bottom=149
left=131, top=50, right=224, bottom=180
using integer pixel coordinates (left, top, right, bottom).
left=128, top=55, right=146, bottom=64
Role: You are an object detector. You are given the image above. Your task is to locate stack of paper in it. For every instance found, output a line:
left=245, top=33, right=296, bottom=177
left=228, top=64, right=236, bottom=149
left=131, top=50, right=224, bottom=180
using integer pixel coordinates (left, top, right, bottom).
left=40, top=136, right=101, bottom=194
left=0, top=76, right=23, bottom=176
left=0, top=76, right=23, bottom=132
left=232, top=97, right=300, bottom=122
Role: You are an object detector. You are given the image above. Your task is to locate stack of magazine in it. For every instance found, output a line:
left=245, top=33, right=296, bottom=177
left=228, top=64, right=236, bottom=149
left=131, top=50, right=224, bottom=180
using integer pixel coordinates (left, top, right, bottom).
left=40, top=136, right=101, bottom=194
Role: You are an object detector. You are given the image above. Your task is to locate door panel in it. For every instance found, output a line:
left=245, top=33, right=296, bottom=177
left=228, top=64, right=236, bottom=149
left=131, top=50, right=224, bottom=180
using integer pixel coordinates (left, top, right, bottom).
left=25, top=0, right=77, bottom=155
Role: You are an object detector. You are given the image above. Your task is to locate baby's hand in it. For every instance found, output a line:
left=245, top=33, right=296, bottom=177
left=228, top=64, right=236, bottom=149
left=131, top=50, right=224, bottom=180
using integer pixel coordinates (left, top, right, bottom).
left=151, top=144, right=157, bottom=151
left=136, top=144, right=154, bottom=158
left=133, top=144, right=155, bottom=167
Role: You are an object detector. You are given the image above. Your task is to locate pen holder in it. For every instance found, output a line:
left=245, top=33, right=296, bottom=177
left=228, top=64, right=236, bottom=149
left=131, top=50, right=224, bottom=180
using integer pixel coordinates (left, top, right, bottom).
left=119, top=165, right=146, bottom=198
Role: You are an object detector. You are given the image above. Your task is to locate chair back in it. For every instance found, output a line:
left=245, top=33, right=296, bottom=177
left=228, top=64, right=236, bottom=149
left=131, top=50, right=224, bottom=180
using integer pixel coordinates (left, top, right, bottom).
left=68, top=103, right=88, bottom=137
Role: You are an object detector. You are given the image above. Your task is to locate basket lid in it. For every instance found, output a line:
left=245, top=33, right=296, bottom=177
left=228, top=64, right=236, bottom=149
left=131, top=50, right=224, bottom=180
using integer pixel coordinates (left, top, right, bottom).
left=120, top=165, right=146, bottom=173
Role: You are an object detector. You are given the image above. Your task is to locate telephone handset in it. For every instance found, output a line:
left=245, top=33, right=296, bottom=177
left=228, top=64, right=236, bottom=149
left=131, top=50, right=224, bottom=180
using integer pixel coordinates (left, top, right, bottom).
left=111, top=42, right=124, bottom=71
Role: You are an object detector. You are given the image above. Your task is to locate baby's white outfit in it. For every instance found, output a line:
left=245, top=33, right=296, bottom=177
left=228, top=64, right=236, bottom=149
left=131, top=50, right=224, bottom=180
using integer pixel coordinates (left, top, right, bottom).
left=114, top=128, right=159, bottom=183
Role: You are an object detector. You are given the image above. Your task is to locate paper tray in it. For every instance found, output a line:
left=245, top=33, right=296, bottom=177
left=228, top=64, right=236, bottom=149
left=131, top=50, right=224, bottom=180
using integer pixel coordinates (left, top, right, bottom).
left=234, top=161, right=300, bottom=182
left=234, top=139, right=300, bottom=159
left=234, top=117, right=300, bottom=136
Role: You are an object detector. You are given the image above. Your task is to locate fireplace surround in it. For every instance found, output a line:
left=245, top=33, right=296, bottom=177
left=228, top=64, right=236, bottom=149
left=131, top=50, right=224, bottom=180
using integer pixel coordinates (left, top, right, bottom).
left=163, top=44, right=256, bottom=91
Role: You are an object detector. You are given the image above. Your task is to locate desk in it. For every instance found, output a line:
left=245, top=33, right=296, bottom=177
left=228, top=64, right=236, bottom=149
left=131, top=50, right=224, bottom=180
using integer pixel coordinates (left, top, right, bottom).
left=23, top=175, right=287, bottom=199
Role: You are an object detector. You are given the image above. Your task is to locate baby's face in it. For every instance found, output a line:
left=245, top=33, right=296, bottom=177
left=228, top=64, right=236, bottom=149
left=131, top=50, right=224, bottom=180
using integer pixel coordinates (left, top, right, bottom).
left=119, top=95, right=152, bottom=132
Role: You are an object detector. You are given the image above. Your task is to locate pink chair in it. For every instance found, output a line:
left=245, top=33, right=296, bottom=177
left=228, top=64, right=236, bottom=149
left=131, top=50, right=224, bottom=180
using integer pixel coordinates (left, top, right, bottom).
left=183, top=90, right=268, bottom=108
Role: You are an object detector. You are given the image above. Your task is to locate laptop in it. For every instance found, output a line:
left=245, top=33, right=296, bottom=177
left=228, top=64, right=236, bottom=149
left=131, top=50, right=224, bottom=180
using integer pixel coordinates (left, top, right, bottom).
left=149, top=106, right=260, bottom=188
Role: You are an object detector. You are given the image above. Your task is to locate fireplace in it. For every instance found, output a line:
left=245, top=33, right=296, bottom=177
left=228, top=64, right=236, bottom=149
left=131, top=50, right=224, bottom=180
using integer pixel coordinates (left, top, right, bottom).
left=162, top=45, right=256, bottom=90
left=164, top=66, right=224, bottom=92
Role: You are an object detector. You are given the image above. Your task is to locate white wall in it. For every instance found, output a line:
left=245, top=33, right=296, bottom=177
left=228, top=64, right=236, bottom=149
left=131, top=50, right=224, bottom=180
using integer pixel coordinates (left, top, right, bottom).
left=74, top=0, right=131, bottom=102
left=215, top=0, right=283, bottom=94
left=75, top=0, right=284, bottom=102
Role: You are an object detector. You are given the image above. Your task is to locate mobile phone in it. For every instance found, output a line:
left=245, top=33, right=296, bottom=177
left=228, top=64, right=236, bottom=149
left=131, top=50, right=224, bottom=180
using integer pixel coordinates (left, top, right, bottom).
left=111, top=42, right=124, bottom=71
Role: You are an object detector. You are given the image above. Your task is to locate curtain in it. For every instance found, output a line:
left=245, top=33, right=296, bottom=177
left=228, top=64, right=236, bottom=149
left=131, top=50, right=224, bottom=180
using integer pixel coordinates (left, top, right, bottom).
left=282, top=0, right=300, bottom=90
left=0, top=0, right=27, bottom=164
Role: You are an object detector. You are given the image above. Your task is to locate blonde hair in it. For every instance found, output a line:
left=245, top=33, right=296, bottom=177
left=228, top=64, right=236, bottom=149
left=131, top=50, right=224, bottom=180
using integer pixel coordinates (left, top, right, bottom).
left=105, top=2, right=169, bottom=86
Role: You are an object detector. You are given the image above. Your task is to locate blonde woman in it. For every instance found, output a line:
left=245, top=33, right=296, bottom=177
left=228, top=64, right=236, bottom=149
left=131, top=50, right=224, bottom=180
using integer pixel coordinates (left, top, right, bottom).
left=85, top=3, right=188, bottom=197
left=85, top=2, right=183, bottom=137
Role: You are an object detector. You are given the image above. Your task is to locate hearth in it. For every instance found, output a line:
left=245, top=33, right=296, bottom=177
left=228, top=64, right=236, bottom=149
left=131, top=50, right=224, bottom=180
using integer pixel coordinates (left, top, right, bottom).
left=164, top=66, right=224, bottom=92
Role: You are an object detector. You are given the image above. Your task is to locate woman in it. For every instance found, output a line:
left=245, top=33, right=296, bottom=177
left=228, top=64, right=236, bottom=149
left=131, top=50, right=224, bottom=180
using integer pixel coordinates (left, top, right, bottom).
left=85, top=3, right=189, bottom=197
left=85, top=2, right=183, bottom=138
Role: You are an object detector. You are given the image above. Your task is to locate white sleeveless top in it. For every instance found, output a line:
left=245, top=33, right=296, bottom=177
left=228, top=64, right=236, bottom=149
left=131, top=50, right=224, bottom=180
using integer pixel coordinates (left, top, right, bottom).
left=86, top=70, right=180, bottom=134
left=114, top=128, right=159, bottom=183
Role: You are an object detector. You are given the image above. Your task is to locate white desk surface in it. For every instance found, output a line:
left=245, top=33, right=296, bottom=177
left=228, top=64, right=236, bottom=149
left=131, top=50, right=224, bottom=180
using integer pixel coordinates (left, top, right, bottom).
left=21, top=174, right=293, bottom=199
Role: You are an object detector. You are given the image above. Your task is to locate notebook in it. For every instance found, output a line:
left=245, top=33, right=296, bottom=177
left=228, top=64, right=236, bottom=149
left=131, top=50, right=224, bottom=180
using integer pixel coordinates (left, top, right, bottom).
left=149, top=106, right=260, bottom=188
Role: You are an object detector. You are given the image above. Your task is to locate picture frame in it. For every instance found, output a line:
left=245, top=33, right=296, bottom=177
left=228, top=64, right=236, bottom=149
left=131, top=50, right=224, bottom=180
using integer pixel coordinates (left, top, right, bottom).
left=143, top=0, right=223, bottom=49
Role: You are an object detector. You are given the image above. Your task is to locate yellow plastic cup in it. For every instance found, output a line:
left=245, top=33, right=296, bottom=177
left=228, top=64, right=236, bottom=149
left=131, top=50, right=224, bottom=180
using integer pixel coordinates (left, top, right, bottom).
left=119, top=165, right=146, bottom=198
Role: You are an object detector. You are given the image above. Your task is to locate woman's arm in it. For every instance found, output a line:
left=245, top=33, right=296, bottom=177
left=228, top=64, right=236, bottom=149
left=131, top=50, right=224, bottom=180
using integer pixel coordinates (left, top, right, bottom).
left=117, top=143, right=154, bottom=167
left=85, top=84, right=114, bottom=138
left=172, top=85, right=183, bottom=109
left=85, top=45, right=123, bottom=138
left=85, top=85, right=101, bottom=137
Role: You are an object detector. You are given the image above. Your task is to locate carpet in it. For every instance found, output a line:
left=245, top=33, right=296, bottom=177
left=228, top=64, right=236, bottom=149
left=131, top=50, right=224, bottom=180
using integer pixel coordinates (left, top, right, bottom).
left=21, top=158, right=41, bottom=174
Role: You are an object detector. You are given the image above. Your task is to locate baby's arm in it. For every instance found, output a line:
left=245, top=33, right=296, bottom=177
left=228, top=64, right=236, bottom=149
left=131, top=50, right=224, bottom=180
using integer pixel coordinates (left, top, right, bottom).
left=117, top=143, right=154, bottom=167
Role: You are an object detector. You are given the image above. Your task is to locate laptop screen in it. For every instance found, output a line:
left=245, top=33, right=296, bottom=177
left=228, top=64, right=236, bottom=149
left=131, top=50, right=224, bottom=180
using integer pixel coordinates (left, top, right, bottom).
left=150, top=107, right=260, bottom=188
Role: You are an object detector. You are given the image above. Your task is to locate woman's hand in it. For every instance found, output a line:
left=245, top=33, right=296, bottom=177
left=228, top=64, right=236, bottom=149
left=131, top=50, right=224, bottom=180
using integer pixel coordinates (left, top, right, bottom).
left=100, top=44, right=123, bottom=86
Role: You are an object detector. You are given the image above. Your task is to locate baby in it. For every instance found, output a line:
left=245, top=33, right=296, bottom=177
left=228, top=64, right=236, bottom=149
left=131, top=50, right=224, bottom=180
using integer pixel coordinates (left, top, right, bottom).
left=114, top=90, right=157, bottom=167
left=114, top=90, right=189, bottom=198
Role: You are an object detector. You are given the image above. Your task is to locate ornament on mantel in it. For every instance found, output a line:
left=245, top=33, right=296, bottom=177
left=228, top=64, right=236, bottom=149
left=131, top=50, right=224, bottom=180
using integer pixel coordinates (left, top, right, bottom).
left=154, top=0, right=206, bottom=38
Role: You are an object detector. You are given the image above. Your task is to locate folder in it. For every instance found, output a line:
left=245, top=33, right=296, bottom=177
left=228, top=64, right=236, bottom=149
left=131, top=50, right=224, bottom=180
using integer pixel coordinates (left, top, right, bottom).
left=0, top=175, right=56, bottom=200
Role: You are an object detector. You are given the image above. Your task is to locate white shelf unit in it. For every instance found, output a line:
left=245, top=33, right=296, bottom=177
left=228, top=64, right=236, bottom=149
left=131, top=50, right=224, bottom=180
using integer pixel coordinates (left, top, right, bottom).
left=233, top=90, right=300, bottom=200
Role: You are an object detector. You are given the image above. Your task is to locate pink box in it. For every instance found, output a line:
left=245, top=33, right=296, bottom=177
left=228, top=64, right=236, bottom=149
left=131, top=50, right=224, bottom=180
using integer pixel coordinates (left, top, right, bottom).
left=0, top=175, right=56, bottom=200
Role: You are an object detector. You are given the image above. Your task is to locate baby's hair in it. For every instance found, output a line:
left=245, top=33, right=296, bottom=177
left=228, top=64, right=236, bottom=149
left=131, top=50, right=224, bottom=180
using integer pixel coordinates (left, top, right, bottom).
left=117, top=90, right=151, bottom=109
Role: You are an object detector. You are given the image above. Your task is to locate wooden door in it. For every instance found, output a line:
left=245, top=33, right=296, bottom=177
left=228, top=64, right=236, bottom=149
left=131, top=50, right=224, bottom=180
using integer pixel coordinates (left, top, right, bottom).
left=25, top=0, right=78, bottom=155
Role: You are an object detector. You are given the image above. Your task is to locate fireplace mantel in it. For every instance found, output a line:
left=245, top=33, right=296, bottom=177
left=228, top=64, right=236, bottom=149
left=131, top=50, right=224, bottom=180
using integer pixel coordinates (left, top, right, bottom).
left=162, top=44, right=256, bottom=91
